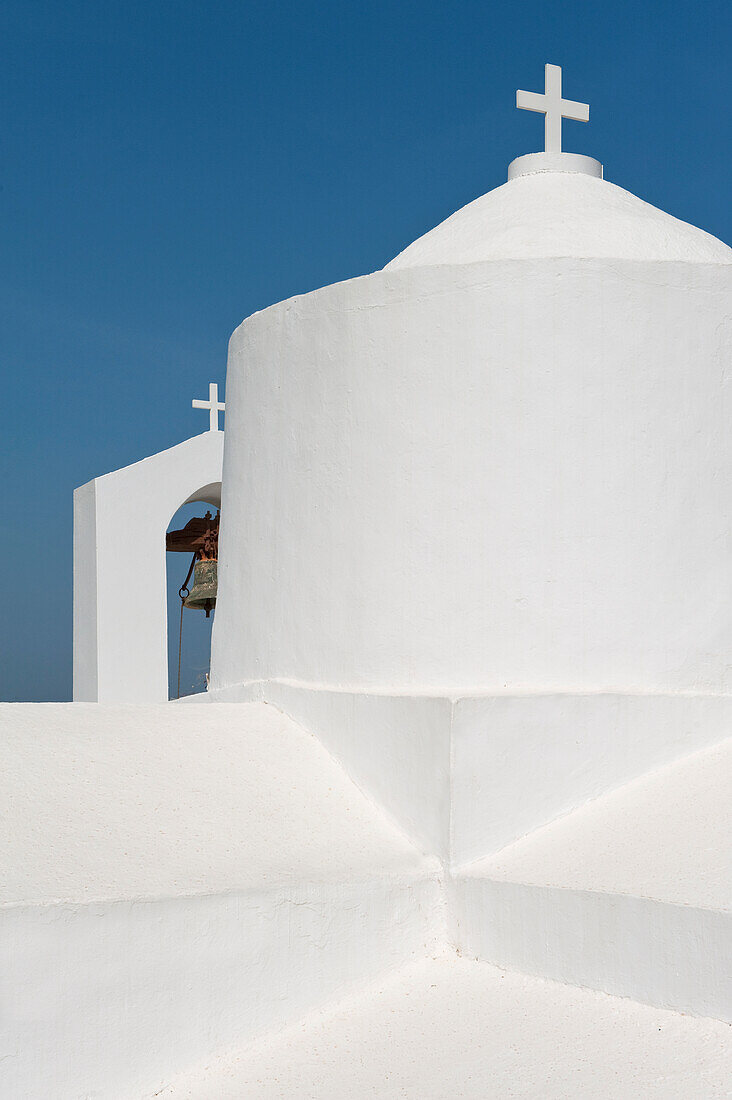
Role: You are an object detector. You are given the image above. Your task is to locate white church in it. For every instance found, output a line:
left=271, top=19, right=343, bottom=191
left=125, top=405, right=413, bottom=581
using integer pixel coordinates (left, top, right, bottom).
left=3, top=65, right=731, bottom=1097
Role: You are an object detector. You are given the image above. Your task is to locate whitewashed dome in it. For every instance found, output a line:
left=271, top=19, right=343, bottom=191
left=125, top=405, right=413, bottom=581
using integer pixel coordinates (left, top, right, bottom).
left=385, top=169, right=732, bottom=269
left=213, top=142, right=732, bottom=698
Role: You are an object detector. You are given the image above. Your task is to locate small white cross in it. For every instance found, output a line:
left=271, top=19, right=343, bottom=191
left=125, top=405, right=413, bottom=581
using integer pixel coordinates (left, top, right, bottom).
left=516, top=64, right=589, bottom=154
left=192, top=382, right=226, bottom=432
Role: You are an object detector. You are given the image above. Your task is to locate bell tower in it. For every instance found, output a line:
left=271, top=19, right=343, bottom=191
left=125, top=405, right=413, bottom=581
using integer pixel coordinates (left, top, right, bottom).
left=73, top=389, right=225, bottom=703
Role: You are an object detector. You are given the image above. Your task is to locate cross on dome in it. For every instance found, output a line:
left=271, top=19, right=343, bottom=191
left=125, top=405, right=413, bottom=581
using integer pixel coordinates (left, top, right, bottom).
left=192, top=382, right=225, bottom=432
left=516, top=64, right=589, bottom=153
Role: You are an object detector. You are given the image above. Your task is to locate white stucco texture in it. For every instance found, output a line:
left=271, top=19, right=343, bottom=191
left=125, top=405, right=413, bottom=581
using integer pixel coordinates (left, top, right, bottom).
left=211, top=682, right=732, bottom=870
left=1, top=702, right=442, bottom=1099
left=449, top=691, right=732, bottom=866
left=452, top=739, right=732, bottom=1021
left=0, top=702, right=432, bottom=904
left=2, top=704, right=728, bottom=1093
left=249, top=681, right=454, bottom=860
left=467, top=737, right=732, bottom=908
left=156, top=954, right=732, bottom=1099
left=385, top=171, right=732, bottom=268
left=213, top=255, right=731, bottom=694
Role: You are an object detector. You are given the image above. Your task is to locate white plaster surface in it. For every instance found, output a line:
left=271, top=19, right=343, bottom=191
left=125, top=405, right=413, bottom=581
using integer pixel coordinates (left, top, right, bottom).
left=0, top=702, right=443, bottom=1099
left=450, top=691, right=732, bottom=865
left=453, top=876, right=730, bottom=1022
left=386, top=171, right=732, bottom=268
left=466, top=737, right=732, bottom=908
left=508, top=151, right=603, bottom=179
left=453, top=740, right=732, bottom=1020
left=208, top=682, right=732, bottom=869
left=254, top=680, right=453, bottom=860
left=74, top=430, right=223, bottom=703
left=0, top=702, right=433, bottom=903
left=3, top=697, right=728, bottom=1093
left=155, top=953, right=732, bottom=1099
left=213, top=258, right=732, bottom=696
left=5, top=879, right=442, bottom=1100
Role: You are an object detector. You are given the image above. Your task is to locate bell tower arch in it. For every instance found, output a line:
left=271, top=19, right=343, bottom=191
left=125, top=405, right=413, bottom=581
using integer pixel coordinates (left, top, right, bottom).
left=73, top=430, right=224, bottom=702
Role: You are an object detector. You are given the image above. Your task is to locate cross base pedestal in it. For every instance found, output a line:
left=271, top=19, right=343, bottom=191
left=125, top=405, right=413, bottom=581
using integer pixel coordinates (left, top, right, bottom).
left=508, top=152, right=603, bottom=181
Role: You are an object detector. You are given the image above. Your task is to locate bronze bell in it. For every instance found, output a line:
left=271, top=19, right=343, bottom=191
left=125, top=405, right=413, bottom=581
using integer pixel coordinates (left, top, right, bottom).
left=183, top=559, right=218, bottom=617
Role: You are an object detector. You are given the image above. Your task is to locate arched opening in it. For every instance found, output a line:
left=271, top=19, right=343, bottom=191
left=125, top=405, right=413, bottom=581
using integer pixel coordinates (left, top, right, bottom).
left=165, top=482, right=221, bottom=700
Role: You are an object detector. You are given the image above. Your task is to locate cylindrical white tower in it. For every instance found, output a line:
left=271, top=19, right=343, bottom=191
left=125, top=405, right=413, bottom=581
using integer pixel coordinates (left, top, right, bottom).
left=211, top=160, right=732, bottom=696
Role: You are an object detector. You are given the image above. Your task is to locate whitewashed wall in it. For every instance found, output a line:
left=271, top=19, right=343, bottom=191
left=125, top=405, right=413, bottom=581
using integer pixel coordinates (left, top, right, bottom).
left=212, top=259, right=731, bottom=695
left=74, top=431, right=223, bottom=702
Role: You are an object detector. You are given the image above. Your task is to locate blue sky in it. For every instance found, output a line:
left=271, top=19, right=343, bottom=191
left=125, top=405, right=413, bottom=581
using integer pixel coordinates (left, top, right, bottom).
left=2, top=0, right=730, bottom=700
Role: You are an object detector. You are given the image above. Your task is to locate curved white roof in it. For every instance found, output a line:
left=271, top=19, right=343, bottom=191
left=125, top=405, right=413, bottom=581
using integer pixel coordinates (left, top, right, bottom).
left=385, top=172, right=732, bottom=269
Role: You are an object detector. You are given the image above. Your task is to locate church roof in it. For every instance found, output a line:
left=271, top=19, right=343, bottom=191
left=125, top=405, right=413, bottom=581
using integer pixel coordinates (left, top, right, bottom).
left=385, top=170, right=732, bottom=269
